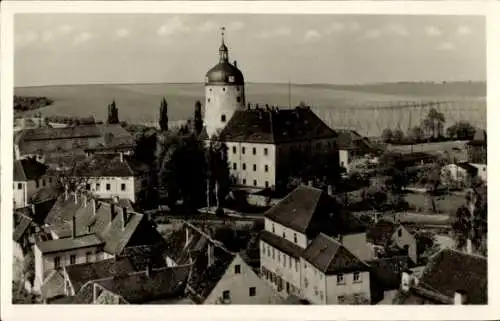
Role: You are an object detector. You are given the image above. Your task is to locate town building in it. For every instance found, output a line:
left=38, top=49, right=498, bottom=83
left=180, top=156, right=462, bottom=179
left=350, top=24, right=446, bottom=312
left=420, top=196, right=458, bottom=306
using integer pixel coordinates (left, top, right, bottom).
left=33, top=193, right=166, bottom=301
left=335, top=129, right=376, bottom=173
left=440, top=162, right=479, bottom=187
left=71, top=153, right=148, bottom=203
left=202, top=31, right=339, bottom=190
left=259, top=185, right=373, bottom=303
left=164, top=222, right=284, bottom=304
left=367, top=220, right=418, bottom=264
left=393, top=249, right=487, bottom=304
left=13, top=158, right=56, bottom=209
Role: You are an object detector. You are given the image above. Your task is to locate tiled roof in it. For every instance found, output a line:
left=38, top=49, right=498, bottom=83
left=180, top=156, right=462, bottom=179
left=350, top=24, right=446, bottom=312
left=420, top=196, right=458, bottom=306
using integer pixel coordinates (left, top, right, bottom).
left=19, top=125, right=102, bottom=141
left=96, top=124, right=135, bottom=147
left=260, top=230, right=303, bottom=259
left=94, top=266, right=190, bottom=304
left=456, top=162, right=479, bottom=175
left=264, top=185, right=365, bottom=237
left=218, top=107, right=337, bottom=144
left=366, top=220, right=399, bottom=247
left=72, top=282, right=95, bottom=304
left=41, top=270, right=66, bottom=300
left=416, top=249, right=487, bottom=304
left=335, top=129, right=374, bottom=151
left=369, top=256, right=411, bottom=292
left=72, top=154, right=136, bottom=177
left=13, top=158, right=48, bottom=181
left=301, top=233, right=369, bottom=274
left=13, top=215, right=32, bottom=242
left=36, top=234, right=104, bottom=254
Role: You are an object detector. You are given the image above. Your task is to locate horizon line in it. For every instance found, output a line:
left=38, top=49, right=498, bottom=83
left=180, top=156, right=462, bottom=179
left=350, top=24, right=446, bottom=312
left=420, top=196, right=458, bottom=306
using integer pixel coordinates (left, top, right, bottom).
left=14, top=79, right=487, bottom=89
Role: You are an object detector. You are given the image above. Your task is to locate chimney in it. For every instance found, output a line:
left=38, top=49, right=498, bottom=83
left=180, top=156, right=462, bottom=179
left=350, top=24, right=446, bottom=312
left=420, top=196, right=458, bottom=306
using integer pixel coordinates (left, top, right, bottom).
left=31, top=203, right=36, bottom=215
left=466, top=238, right=473, bottom=254
left=119, top=152, right=124, bottom=163
left=113, top=196, right=119, bottom=204
left=233, top=60, right=237, bottom=68
left=401, top=270, right=413, bottom=292
left=308, top=180, right=314, bottom=187
left=185, top=226, right=190, bottom=248
left=72, top=215, right=77, bottom=239
left=92, top=198, right=97, bottom=216
left=454, top=290, right=467, bottom=305
left=74, top=192, right=78, bottom=204
left=207, top=243, right=214, bottom=268
left=83, top=194, right=88, bottom=207
left=327, top=185, right=334, bottom=196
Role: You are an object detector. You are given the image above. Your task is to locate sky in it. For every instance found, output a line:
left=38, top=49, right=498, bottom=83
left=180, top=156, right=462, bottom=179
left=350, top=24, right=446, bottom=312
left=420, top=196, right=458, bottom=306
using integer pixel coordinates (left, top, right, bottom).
left=14, top=14, right=485, bottom=87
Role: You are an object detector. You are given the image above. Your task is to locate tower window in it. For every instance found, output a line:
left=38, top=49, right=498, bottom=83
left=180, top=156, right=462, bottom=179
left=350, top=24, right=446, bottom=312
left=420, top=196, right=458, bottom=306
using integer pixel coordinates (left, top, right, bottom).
left=253, top=164, right=257, bottom=171
left=253, top=180, right=257, bottom=186
left=209, top=88, right=212, bottom=92
left=208, top=98, right=211, bottom=103
left=237, top=96, right=241, bottom=103
left=265, top=165, right=269, bottom=172
left=222, top=87, right=226, bottom=92
left=264, top=148, right=268, bottom=156
left=221, top=115, right=226, bottom=122
left=265, top=181, right=269, bottom=188
left=228, top=76, right=235, bottom=83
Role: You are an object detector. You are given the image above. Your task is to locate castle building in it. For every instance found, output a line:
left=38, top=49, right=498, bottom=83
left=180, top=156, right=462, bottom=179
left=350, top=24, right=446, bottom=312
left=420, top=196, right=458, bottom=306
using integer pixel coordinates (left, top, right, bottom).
left=203, top=29, right=339, bottom=190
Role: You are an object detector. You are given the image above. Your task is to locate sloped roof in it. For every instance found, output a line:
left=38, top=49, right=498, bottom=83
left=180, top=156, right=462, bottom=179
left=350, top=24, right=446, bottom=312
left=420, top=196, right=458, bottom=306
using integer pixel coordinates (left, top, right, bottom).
left=260, top=230, right=303, bottom=259
left=369, top=255, right=411, bottom=292
left=335, top=129, right=374, bottom=151
left=416, top=249, right=487, bottom=304
left=264, top=185, right=365, bottom=237
left=41, top=270, right=66, bottom=301
left=94, top=266, right=190, bottom=304
left=456, top=162, right=479, bottom=175
left=366, top=220, right=400, bottom=246
left=301, top=233, right=369, bottom=274
left=13, top=216, right=32, bottom=242
left=19, top=125, right=102, bottom=141
left=218, top=107, right=337, bottom=144
left=72, top=154, right=137, bottom=177
left=36, top=234, right=104, bottom=254
left=13, top=158, right=48, bottom=181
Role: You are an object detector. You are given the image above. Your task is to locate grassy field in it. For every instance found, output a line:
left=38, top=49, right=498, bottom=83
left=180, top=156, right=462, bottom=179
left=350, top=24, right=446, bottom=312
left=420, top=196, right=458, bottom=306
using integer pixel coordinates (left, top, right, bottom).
left=15, top=82, right=486, bottom=137
left=405, top=192, right=464, bottom=215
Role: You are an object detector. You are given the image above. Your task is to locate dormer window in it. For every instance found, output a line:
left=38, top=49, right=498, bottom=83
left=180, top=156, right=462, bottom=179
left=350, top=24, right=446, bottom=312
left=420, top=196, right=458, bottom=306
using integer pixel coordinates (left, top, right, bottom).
left=228, top=76, right=235, bottom=83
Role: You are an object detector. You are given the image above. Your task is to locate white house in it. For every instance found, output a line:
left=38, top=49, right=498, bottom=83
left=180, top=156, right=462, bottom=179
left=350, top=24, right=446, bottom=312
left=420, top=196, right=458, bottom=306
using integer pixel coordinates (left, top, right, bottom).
left=440, top=162, right=479, bottom=188
left=13, top=158, right=55, bottom=209
left=335, top=129, right=375, bottom=173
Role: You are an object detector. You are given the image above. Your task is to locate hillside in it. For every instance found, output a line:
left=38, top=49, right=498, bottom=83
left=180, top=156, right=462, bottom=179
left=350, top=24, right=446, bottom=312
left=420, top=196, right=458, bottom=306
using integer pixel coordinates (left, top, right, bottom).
left=14, top=82, right=486, bottom=137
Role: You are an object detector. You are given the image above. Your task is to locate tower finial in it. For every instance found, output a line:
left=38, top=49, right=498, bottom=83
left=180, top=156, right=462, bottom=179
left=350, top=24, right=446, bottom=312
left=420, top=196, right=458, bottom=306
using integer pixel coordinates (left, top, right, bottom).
left=221, top=26, right=226, bottom=45
left=219, top=26, right=228, bottom=62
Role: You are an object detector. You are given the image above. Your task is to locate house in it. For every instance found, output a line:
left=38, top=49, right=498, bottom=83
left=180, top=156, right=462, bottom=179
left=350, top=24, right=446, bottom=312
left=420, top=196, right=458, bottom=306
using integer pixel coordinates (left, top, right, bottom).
left=393, top=249, right=487, bottom=305
left=71, top=265, right=192, bottom=304
left=259, top=185, right=372, bottom=302
left=367, top=220, right=418, bottom=264
left=299, top=233, right=371, bottom=304
left=440, top=162, right=478, bottom=187
left=368, top=255, right=412, bottom=304
left=165, top=222, right=283, bottom=304
left=14, top=123, right=134, bottom=162
left=33, top=192, right=166, bottom=301
left=13, top=158, right=56, bottom=209
left=71, top=153, right=148, bottom=203
left=335, top=129, right=375, bottom=173
left=466, top=129, right=486, bottom=165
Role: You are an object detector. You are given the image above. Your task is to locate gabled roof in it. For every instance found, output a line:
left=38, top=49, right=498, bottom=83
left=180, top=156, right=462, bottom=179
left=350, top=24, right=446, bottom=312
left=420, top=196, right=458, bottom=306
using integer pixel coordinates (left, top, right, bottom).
left=369, top=255, right=411, bottom=292
left=264, top=185, right=365, bottom=237
left=36, top=234, right=104, bottom=254
left=218, top=106, right=337, bottom=144
left=260, top=230, right=303, bottom=259
left=456, top=162, right=479, bottom=175
left=13, top=216, right=32, bottom=242
left=301, top=233, right=369, bottom=274
left=335, top=129, right=374, bottom=151
left=19, top=125, right=102, bottom=141
left=13, top=158, right=48, bottom=181
left=416, top=249, right=487, bottom=304
left=72, top=154, right=138, bottom=177
left=366, top=220, right=400, bottom=247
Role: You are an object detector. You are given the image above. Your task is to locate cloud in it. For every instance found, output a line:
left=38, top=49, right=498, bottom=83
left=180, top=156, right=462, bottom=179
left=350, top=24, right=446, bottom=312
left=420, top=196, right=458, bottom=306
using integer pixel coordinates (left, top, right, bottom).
left=16, top=30, right=39, bottom=47
left=457, top=25, right=472, bottom=36
left=58, top=25, right=73, bottom=36
left=304, top=29, right=321, bottom=42
left=365, top=29, right=382, bottom=39
left=41, top=30, right=54, bottom=43
left=255, top=27, right=291, bottom=39
left=425, top=26, right=442, bottom=37
left=199, top=20, right=218, bottom=33
left=116, top=28, right=130, bottom=38
left=73, top=31, right=93, bottom=46
left=348, top=21, right=361, bottom=32
left=157, top=16, right=191, bottom=37
left=228, top=21, right=245, bottom=31
left=436, top=41, right=456, bottom=51
left=325, top=22, right=345, bottom=34
left=385, top=24, right=409, bottom=37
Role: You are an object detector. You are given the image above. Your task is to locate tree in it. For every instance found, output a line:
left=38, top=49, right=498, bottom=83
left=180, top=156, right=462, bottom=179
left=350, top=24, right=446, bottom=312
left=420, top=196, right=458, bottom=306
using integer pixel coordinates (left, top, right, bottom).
left=446, top=121, right=476, bottom=140
left=194, top=100, right=204, bottom=136
left=159, top=98, right=169, bottom=132
left=421, top=108, right=445, bottom=139
left=392, top=129, right=404, bottom=143
left=408, top=125, right=424, bottom=142
left=206, top=135, right=231, bottom=210
left=107, top=99, right=119, bottom=124
left=381, top=128, right=393, bottom=143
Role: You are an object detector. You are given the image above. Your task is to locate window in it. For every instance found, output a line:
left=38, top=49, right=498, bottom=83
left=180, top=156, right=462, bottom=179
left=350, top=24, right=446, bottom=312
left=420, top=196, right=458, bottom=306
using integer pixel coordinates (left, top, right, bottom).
left=320, top=291, right=324, bottom=301
left=353, top=272, right=361, bottom=282
left=252, top=147, right=256, bottom=155
left=232, top=146, right=237, bottom=154
left=253, top=180, right=257, bottom=186
left=54, top=256, right=61, bottom=269
left=272, top=248, right=275, bottom=259
left=36, top=180, right=39, bottom=188
left=265, top=181, right=269, bottom=188
left=233, top=163, right=237, bottom=170
left=70, top=255, right=76, bottom=265
left=398, top=229, right=402, bottom=237
left=283, top=254, right=286, bottom=267
left=222, top=87, right=226, bottom=92
left=293, top=233, right=297, bottom=243
left=264, top=165, right=268, bottom=172
left=289, top=256, right=292, bottom=268
left=234, top=265, right=241, bottom=274
left=49, top=177, right=52, bottom=183
left=278, top=251, right=280, bottom=263
left=222, top=290, right=230, bottom=300
left=242, top=179, right=246, bottom=185
left=242, top=163, right=246, bottom=170
left=272, top=224, right=275, bottom=233
left=249, top=287, right=256, bottom=297
left=286, top=282, right=290, bottom=294
left=221, top=114, right=226, bottom=122
left=304, top=262, right=307, bottom=269
left=86, top=252, right=92, bottom=263
left=338, top=295, right=345, bottom=303
left=209, top=88, right=212, bottom=92
left=267, top=246, right=270, bottom=257
left=106, top=184, right=111, bottom=191
left=17, top=183, right=22, bottom=190
left=337, top=274, right=344, bottom=284
left=253, top=164, right=257, bottom=171
left=304, top=277, right=309, bottom=288
left=261, top=244, right=265, bottom=254
left=208, top=98, right=211, bottom=103
left=86, top=184, right=91, bottom=190
left=242, top=147, right=246, bottom=154
left=121, top=183, right=126, bottom=191
left=237, top=96, right=241, bottom=103
left=42, top=179, right=46, bottom=187
left=264, top=148, right=268, bottom=156
left=295, top=259, right=298, bottom=272
left=282, top=231, right=286, bottom=238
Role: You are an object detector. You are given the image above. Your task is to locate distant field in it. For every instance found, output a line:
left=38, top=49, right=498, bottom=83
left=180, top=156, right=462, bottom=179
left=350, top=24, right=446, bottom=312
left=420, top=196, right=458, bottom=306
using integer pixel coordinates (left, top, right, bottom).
left=15, top=82, right=486, bottom=137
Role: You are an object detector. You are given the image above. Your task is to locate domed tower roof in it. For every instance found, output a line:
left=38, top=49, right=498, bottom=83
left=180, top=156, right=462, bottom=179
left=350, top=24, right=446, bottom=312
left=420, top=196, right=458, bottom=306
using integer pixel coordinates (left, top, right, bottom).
left=205, top=27, right=244, bottom=86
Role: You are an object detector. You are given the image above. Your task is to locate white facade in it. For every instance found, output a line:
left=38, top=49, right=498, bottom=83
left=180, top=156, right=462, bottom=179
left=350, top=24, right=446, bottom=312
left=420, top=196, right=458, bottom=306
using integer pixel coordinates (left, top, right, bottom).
left=13, top=176, right=56, bottom=209
left=204, top=83, right=245, bottom=138
left=227, top=142, right=276, bottom=188
left=83, top=176, right=139, bottom=203
left=471, top=163, right=487, bottom=182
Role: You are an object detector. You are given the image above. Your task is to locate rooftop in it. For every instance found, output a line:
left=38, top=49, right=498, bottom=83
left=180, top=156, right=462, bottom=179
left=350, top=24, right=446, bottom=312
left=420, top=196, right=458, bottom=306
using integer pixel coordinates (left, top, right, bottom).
left=218, top=106, right=337, bottom=144
left=335, top=129, right=375, bottom=152
left=36, top=234, right=104, bottom=254
left=72, top=154, right=146, bottom=177
left=366, top=220, right=401, bottom=247
left=13, top=158, right=48, bottom=181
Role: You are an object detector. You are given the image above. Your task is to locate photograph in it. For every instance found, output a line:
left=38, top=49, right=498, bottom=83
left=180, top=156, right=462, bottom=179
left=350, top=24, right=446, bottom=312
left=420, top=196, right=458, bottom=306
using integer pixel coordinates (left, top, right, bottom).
left=8, top=9, right=488, bottom=309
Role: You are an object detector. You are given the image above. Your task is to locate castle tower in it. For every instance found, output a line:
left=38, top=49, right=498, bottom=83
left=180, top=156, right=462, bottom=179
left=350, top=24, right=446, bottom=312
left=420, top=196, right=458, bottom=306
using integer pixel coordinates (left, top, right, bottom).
left=204, top=27, right=245, bottom=138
